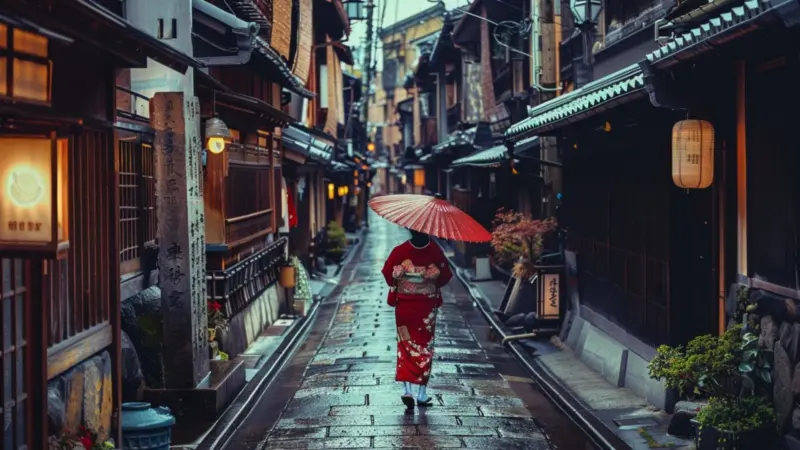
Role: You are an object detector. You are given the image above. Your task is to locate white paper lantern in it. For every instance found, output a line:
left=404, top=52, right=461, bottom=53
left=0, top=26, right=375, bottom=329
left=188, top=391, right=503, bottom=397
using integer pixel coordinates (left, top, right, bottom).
left=672, top=120, right=714, bottom=189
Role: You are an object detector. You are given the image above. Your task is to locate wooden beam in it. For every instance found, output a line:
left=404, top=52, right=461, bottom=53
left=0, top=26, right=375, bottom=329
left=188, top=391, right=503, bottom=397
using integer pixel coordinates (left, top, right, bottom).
left=736, top=60, right=747, bottom=276
left=47, top=322, right=113, bottom=380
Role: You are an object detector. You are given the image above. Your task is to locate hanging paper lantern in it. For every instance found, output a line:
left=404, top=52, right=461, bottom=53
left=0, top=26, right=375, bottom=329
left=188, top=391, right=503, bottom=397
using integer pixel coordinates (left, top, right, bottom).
left=672, top=120, right=714, bottom=189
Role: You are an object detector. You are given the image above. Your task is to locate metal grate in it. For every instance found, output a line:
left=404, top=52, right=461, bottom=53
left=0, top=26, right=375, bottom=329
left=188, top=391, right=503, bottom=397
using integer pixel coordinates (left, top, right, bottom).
left=207, top=237, right=288, bottom=317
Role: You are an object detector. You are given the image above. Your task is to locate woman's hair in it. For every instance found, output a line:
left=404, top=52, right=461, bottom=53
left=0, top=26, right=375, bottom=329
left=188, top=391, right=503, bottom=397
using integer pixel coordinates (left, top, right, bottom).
left=409, top=229, right=429, bottom=239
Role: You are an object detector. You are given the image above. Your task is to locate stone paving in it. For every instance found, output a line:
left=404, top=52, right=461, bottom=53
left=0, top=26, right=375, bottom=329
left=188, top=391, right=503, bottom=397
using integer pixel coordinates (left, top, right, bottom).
left=253, top=217, right=590, bottom=449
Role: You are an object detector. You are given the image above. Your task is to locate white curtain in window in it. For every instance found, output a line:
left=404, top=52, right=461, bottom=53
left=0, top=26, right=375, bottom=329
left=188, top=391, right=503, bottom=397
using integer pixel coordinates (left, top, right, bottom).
left=279, top=176, right=289, bottom=233
left=319, top=64, right=329, bottom=109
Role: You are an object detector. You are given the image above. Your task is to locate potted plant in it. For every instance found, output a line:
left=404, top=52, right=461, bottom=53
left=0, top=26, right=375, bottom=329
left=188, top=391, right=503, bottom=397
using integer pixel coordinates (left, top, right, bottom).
left=648, top=326, right=777, bottom=449
left=325, top=221, right=347, bottom=262
left=52, top=426, right=115, bottom=449
left=490, top=209, right=557, bottom=281
left=207, top=300, right=228, bottom=359
left=489, top=209, right=556, bottom=315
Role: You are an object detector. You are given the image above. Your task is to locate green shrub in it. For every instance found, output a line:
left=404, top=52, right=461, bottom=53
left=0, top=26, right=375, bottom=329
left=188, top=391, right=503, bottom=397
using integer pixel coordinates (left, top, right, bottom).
left=696, top=396, right=776, bottom=433
left=326, top=221, right=347, bottom=257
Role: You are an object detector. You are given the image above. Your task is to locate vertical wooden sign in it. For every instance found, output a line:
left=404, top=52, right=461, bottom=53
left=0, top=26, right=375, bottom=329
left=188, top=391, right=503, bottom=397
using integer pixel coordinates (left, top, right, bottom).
left=151, top=92, right=210, bottom=389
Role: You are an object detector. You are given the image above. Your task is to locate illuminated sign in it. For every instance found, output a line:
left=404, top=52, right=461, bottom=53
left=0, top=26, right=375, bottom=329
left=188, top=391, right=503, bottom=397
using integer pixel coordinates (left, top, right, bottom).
left=0, top=137, right=67, bottom=247
left=542, top=273, right=560, bottom=318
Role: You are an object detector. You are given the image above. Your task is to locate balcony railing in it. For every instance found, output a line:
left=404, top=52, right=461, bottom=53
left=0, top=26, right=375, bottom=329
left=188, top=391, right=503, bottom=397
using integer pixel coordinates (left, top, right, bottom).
left=207, top=237, right=288, bottom=318
left=116, top=86, right=150, bottom=122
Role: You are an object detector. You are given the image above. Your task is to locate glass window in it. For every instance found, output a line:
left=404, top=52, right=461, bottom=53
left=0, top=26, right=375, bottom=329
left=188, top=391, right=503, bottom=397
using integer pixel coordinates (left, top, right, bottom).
left=0, top=24, right=6, bottom=48
left=13, top=28, right=48, bottom=58
left=229, top=129, right=241, bottom=143
left=13, top=58, right=49, bottom=102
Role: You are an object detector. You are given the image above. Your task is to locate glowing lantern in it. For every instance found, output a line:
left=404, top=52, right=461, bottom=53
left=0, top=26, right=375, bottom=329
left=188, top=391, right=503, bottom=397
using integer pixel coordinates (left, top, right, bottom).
left=413, top=169, right=425, bottom=187
left=327, top=183, right=335, bottom=200
left=0, top=134, right=69, bottom=255
left=672, top=120, right=714, bottom=189
left=278, top=263, right=296, bottom=288
left=205, top=117, right=232, bottom=154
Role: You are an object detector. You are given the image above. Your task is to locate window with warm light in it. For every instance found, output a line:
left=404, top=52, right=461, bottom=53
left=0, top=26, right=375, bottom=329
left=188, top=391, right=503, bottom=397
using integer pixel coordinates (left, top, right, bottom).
left=0, top=23, right=52, bottom=103
left=328, top=183, right=335, bottom=200
left=413, top=169, right=425, bottom=187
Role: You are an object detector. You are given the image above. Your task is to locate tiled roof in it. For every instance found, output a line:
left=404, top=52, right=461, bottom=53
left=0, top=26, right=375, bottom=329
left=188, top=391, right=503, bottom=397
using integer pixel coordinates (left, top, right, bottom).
left=255, top=37, right=314, bottom=99
left=512, top=135, right=540, bottom=156
left=451, top=145, right=508, bottom=168
left=505, top=64, right=645, bottom=139
left=432, top=129, right=473, bottom=153
left=645, top=0, right=792, bottom=66
left=309, top=139, right=333, bottom=163
left=329, top=161, right=350, bottom=172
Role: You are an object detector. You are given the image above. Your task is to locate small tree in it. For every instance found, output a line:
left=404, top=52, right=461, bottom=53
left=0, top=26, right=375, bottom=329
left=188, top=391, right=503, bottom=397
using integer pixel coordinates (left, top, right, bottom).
left=490, top=209, right=557, bottom=280
left=326, top=221, right=347, bottom=260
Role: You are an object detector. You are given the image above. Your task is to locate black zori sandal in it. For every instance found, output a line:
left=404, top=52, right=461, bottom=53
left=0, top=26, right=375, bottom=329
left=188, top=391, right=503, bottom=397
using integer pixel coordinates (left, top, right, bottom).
left=416, top=397, right=434, bottom=407
left=401, top=395, right=415, bottom=409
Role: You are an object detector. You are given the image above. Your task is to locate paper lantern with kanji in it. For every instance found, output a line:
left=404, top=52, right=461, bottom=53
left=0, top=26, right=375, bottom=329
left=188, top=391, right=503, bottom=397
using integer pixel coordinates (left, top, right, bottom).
left=672, top=120, right=714, bottom=189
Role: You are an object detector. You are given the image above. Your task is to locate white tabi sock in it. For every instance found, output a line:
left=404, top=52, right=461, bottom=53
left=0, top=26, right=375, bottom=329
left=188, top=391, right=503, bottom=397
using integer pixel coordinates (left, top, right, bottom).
left=417, top=385, right=427, bottom=401
left=403, top=382, right=413, bottom=396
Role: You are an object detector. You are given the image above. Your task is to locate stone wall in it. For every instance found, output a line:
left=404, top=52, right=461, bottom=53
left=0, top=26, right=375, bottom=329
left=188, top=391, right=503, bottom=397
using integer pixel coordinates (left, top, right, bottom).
left=121, top=285, right=166, bottom=388
left=48, top=351, right=114, bottom=441
left=218, top=284, right=283, bottom=357
left=732, top=283, right=800, bottom=436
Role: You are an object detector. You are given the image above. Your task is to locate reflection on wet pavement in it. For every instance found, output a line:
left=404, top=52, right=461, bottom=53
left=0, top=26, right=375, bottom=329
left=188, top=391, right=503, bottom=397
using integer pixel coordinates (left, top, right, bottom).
left=251, top=216, right=596, bottom=449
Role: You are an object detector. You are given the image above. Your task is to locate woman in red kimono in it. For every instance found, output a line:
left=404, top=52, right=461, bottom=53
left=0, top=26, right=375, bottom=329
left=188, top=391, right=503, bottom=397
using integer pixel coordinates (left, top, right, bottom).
left=381, top=229, right=452, bottom=409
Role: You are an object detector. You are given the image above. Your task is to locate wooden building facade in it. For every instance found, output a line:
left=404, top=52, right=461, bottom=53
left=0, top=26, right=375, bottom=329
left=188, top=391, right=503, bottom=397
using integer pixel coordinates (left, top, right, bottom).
left=0, top=0, right=203, bottom=447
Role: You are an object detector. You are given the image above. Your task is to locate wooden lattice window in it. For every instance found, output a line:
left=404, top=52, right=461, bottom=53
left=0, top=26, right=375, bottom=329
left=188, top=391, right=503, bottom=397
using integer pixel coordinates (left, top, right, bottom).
left=1, top=258, right=30, bottom=449
left=224, top=136, right=274, bottom=244
left=0, top=22, right=52, bottom=103
left=119, top=138, right=157, bottom=274
left=226, top=164, right=272, bottom=217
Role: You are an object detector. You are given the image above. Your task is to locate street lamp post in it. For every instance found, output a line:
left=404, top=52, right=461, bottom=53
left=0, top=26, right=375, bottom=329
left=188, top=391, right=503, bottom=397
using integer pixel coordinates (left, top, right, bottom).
left=569, top=0, right=602, bottom=66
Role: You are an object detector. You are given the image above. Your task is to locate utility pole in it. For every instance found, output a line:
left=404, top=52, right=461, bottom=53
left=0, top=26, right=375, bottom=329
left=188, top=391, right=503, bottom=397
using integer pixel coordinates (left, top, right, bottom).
left=361, top=0, right=375, bottom=129
left=361, top=0, right=376, bottom=228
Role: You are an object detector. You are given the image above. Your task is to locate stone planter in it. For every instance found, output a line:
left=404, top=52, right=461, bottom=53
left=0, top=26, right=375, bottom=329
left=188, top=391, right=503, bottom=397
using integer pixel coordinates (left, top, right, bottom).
left=664, top=387, right=680, bottom=414
left=692, top=419, right=779, bottom=450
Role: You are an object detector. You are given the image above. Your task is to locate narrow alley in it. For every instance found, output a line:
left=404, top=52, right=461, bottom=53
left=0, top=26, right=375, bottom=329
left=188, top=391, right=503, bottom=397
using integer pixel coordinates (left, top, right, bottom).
left=219, top=215, right=596, bottom=450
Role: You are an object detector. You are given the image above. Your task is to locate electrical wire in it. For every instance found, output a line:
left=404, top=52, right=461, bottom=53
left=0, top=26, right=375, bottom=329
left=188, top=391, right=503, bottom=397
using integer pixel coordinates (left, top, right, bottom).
left=421, top=0, right=560, bottom=92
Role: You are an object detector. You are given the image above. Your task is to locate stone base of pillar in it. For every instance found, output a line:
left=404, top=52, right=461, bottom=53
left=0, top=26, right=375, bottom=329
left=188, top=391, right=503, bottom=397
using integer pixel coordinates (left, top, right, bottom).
left=143, top=359, right=245, bottom=429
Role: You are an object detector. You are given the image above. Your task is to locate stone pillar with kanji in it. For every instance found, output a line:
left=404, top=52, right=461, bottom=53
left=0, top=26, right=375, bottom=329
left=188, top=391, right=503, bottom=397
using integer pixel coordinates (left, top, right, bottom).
left=150, top=92, right=210, bottom=389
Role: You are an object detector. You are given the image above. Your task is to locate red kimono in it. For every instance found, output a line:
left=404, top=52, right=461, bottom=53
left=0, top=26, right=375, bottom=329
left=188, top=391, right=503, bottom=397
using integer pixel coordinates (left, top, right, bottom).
left=381, top=241, right=453, bottom=385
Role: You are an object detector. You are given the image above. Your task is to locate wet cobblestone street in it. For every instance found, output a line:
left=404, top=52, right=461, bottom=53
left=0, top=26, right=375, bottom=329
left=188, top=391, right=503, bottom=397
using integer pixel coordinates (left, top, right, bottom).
left=224, top=216, right=597, bottom=450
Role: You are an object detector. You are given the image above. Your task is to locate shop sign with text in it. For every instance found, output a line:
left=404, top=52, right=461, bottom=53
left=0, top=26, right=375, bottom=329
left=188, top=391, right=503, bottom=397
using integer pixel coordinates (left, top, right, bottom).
left=0, top=136, right=67, bottom=248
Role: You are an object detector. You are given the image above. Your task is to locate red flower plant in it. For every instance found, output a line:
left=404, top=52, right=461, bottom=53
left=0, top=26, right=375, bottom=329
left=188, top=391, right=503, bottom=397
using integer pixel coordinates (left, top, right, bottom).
left=207, top=301, right=228, bottom=331
left=53, top=426, right=114, bottom=449
left=490, top=209, right=557, bottom=280
left=78, top=427, right=93, bottom=450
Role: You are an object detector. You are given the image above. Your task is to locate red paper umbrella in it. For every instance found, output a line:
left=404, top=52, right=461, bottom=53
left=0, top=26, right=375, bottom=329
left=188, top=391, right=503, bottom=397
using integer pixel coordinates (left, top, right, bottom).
left=368, top=194, right=492, bottom=243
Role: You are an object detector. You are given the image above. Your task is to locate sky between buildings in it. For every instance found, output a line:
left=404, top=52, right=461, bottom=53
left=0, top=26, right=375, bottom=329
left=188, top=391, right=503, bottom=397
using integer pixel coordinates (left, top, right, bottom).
left=349, top=0, right=471, bottom=72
